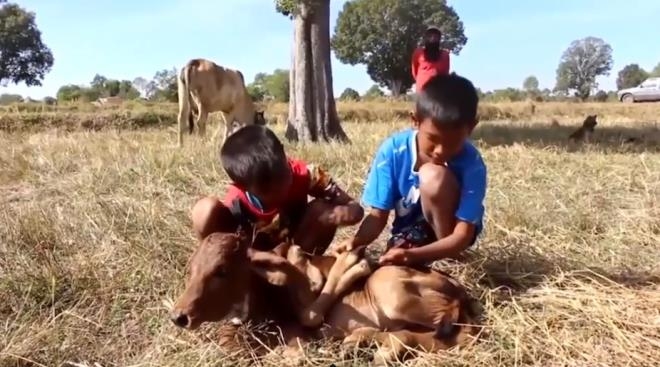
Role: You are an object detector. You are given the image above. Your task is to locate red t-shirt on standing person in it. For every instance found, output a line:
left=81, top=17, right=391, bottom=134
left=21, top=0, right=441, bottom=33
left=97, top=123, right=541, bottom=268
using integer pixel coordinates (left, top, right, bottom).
left=411, top=47, right=450, bottom=93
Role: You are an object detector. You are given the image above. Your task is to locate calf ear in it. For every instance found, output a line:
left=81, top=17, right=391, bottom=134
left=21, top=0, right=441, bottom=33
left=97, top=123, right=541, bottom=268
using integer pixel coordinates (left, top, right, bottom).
left=247, top=249, right=294, bottom=286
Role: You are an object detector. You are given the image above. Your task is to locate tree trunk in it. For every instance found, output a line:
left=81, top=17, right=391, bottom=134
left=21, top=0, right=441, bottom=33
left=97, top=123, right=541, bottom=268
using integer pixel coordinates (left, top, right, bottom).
left=389, top=79, right=403, bottom=98
left=285, top=0, right=349, bottom=143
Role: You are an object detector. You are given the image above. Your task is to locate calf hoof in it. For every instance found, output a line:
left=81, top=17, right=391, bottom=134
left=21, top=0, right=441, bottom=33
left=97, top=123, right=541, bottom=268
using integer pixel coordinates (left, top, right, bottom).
left=341, top=327, right=379, bottom=348
left=300, top=309, right=324, bottom=328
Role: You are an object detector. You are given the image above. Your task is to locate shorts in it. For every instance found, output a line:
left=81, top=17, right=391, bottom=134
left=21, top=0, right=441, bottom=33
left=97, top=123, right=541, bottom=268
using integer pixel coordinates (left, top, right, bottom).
left=387, top=218, right=479, bottom=250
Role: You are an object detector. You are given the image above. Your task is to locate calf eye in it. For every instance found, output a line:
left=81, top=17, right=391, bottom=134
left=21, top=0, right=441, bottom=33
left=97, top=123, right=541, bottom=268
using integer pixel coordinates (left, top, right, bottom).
left=213, top=268, right=227, bottom=278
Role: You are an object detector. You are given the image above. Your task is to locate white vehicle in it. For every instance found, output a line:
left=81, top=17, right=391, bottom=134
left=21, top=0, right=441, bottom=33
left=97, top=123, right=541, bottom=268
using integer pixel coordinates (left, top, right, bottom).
left=617, top=77, right=660, bottom=103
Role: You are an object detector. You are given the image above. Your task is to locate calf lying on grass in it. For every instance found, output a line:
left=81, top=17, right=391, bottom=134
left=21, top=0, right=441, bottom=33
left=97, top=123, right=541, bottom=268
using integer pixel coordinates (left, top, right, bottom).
left=170, top=231, right=480, bottom=364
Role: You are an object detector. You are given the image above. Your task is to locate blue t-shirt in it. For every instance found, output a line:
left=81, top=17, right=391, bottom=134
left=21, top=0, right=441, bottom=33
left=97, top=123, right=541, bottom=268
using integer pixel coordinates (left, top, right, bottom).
left=361, top=128, right=487, bottom=236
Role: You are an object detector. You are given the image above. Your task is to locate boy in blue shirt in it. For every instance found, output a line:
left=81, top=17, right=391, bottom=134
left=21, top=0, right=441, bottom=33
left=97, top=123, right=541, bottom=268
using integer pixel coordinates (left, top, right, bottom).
left=335, top=73, right=487, bottom=265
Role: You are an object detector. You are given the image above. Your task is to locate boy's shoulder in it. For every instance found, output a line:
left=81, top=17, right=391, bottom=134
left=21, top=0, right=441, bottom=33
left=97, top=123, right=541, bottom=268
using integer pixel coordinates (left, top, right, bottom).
left=378, top=128, right=415, bottom=154
left=451, top=140, right=487, bottom=170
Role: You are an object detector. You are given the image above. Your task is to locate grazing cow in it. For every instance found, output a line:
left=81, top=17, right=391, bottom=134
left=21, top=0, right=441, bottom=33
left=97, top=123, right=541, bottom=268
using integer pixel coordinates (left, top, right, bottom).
left=568, top=114, right=598, bottom=143
left=170, top=230, right=479, bottom=365
left=177, top=58, right=266, bottom=147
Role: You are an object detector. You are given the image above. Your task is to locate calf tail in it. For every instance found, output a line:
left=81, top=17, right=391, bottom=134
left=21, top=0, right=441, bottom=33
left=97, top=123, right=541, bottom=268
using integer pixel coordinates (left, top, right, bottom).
left=434, top=288, right=481, bottom=347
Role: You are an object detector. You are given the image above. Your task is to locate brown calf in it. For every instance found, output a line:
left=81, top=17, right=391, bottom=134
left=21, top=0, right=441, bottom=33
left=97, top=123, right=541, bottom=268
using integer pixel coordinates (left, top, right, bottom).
left=170, top=232, right=479, bottom=364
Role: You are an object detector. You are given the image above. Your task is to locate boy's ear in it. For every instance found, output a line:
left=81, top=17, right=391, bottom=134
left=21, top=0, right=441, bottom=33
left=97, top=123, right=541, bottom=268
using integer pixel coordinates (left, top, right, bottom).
left=468, top=119, right=479, bottom=134
left=409, top=110, right=420, bottom=127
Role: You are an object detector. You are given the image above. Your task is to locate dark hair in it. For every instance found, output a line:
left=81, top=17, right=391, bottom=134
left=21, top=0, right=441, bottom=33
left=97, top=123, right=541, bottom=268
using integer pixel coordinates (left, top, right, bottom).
left=219, top=125, right=289, bottom=190
left=415, top=73, right=479, bottom=127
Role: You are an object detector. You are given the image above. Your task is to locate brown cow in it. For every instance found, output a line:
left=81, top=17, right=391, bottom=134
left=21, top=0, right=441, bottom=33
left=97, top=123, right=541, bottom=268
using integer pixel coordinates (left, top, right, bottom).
left=170, top=231, right=479, bottom=365
left=177, top=58, right=266, bottom=147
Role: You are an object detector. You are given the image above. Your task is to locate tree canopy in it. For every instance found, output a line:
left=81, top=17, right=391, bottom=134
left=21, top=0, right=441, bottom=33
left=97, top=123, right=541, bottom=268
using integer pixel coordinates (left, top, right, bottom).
left=339, top=87, right=360, bottom=101
left=331, top=0, right=466, bottom=97
left=554, top=36, right=613, bottom=101
left=616, top=64, right=649, bottom=90
left=55, top=69, right=176, bottom=102
left=363, top=84, right=385, bottom=99
left=247, top=69, right=290, bottom=102
left=0, top=1, right=54, bottom=86
left=522, top=76, right=540, bottom=93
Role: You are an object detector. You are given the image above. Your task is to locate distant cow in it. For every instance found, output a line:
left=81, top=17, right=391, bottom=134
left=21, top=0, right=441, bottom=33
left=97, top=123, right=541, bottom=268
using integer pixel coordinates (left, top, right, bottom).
left=170, top=230, right=479, bottom=365
left=177, top=58, right=266, bottom=147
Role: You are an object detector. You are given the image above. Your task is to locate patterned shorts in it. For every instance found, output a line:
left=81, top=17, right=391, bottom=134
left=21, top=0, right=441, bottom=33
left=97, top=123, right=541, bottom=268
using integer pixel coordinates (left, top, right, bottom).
left=386, top=220, right=437, bottom=249
left=386, top=219, right=479, bottom=250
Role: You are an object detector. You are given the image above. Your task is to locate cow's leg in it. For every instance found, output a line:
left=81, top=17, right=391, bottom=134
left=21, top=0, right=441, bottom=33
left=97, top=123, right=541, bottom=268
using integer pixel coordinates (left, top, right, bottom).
left=286, top=244, right=325, bottom=294
left=212, top=111, right=231, bottom=146
left=300, top=248, right=369, bottom=327
left=343, top=327, right=450, bottom=366
left=177, top=96, right=191, bottom=148
left=196, top=108, right=209, bottom=138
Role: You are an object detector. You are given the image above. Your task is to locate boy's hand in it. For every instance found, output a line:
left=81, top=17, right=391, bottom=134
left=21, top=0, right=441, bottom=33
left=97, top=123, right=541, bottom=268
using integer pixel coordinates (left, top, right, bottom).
left=378, top=248, right=412, bottom=266
left=329, top=239, right=354, bottom=256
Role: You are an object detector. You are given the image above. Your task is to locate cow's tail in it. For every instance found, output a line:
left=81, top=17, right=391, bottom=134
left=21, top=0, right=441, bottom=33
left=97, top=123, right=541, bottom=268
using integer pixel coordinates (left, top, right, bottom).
left=177, top=63, right=194, bottom=145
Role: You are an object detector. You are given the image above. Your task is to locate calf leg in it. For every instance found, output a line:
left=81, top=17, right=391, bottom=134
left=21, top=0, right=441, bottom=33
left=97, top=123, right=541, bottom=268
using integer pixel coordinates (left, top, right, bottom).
left=300, top=248, right=372, bottom=327
left=286, top=244, right=324, bottom=294
left=343, top=327, right=452, bottom=366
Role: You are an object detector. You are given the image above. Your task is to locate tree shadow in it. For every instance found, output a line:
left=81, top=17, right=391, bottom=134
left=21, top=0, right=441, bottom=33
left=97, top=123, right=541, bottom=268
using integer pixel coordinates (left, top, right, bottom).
left=473, top=121, right=660, bottom=153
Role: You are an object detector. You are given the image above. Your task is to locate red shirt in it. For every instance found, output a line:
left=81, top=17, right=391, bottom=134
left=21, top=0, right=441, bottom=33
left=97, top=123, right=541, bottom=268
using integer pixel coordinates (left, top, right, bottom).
left=411, top=47, right=450, bottom=93
left=222, top=158, right=338, bottom=226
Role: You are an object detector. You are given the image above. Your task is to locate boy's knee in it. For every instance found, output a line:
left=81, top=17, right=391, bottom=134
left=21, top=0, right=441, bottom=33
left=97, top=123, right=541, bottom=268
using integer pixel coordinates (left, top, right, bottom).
left=305, top=199, right=337, bottom=226
left=306, top=199, right=362, bottom=226
left=191, top=196, right=238, bottom=239
left=419, top=163, right=459, bottom=199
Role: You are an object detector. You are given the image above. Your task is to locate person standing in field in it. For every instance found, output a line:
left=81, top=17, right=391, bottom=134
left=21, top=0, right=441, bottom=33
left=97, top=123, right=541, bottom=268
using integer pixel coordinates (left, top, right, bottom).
left=411, top=26, right=451, bottom=93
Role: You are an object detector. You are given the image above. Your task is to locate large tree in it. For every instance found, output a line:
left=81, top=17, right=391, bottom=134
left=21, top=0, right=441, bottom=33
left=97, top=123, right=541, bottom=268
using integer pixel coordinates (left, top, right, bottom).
left=522, top=76, right=540, bottom=93
left=554, top=36, right=613, bottom=101
left=0, top=0, right=54, bottom=87
left=331, top=0, right=466, bottom=97
left=616, top=64, right=649, bottom=90
left=275, top=0, right=348, bottom=143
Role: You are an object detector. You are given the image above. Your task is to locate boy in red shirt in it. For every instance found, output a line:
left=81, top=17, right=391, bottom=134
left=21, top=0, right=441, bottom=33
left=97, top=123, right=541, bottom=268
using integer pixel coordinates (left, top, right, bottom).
left=190, top=125, right=364, bottom=255
left=411, top=26, right=450, bottom=93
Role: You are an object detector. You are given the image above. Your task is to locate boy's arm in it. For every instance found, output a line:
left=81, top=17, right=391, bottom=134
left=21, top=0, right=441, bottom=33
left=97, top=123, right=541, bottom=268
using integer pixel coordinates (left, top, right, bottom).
left=347, top=207, right=389, bottom=248
left=346, top=141, right=396, bottom=249
left=307, top=165, right=364, bottom=225
left=406, top=160, right=487, bottom=264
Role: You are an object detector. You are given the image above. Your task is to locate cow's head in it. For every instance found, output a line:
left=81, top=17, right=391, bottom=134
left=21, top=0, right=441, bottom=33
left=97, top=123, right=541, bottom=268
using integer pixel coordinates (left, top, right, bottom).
left=170, top=230, right=299, bottom=330
left=254, top=111, right=266, bottom=126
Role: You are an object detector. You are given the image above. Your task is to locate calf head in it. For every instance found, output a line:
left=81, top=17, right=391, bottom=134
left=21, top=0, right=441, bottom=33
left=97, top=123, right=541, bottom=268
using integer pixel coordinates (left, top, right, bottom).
left=254, top=111, right=266, bottom=125
left=583, top=114, right=598, bottom=130
left=170, top=230, right=299, bottom=330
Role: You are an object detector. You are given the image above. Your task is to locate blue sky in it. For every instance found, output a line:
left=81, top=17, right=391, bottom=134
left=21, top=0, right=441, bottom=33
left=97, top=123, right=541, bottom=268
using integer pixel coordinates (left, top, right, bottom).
left=2, top=0, right=659, bottom=99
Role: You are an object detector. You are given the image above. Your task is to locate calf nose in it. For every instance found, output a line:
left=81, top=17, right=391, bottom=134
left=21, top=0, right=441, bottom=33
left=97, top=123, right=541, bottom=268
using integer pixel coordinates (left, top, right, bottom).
left=170, top=311, right=190, bottom=328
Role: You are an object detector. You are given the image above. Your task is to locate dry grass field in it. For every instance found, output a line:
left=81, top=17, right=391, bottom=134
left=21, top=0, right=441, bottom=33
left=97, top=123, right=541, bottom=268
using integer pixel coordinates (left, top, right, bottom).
left=1, top=100, right=659, bottom=367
